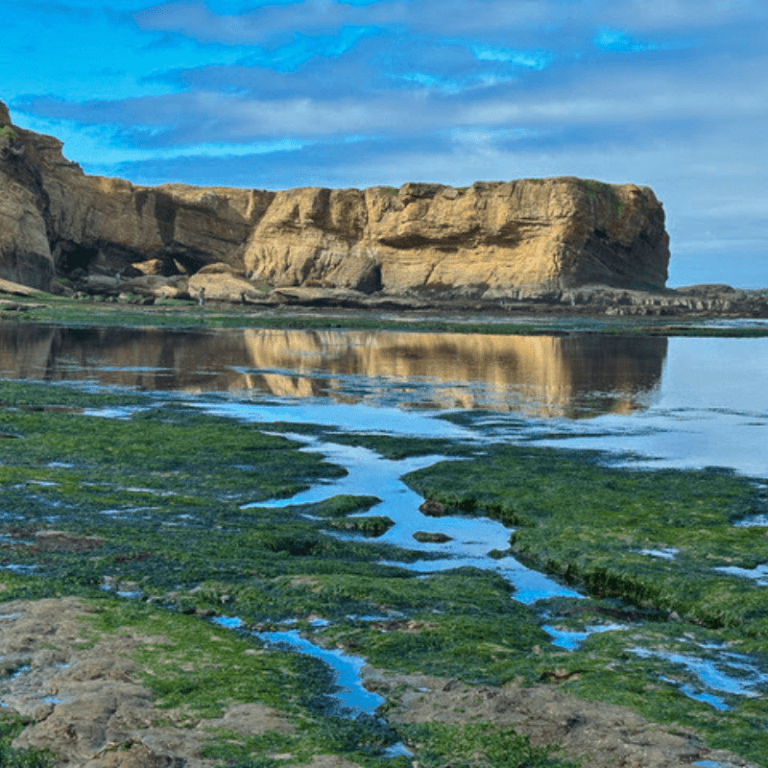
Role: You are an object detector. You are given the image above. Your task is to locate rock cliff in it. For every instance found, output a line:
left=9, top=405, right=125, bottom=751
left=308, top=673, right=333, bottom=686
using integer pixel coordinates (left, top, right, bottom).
left=0, top=98, right=670, bottom=297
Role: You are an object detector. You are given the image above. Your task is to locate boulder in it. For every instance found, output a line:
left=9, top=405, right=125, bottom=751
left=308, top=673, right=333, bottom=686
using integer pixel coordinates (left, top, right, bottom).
left=0, top=276, right=42, bottom=296
left=188, top=266, right=262, bottom=303
left=120, top=274, right=189, bottom=300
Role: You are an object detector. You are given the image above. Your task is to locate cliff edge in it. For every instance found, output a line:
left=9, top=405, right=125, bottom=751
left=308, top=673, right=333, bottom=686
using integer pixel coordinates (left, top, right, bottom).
left=0, top=99, right=669, bottom=297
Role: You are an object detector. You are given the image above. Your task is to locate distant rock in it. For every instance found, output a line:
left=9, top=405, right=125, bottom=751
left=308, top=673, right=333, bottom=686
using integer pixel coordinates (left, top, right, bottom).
left=0, top=98, right=670, bottom=299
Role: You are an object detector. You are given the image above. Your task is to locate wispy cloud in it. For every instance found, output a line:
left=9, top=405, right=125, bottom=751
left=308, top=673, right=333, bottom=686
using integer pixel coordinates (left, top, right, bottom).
left=4, top=0, right=768, bottom=285
left=592, top=26, right=692, bottom=52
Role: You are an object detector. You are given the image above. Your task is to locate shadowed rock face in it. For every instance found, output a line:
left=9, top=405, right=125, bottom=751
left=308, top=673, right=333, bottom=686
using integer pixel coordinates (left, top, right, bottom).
left=0, top=98, right=670, bottom=296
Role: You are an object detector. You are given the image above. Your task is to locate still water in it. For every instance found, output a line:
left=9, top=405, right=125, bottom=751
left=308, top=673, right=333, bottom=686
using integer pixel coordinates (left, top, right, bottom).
left=1, top=322, right=766, bottom=476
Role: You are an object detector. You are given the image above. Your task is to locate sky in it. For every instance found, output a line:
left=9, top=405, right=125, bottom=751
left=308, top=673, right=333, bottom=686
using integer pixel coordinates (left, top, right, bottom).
left=1, top=0, right=766, bottom=288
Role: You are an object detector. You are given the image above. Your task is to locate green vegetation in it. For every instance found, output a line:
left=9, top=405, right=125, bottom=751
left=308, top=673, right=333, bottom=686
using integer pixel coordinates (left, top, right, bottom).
left=583, top=179, right=624, bottom=218
left=82, top=598, right=407, bottom=767
left=404, top=443, right=768, bottom=760
left=86, top=599, right=325, bottom=717
left=4, top=288, right=768, bottom=337
left=0, top=379, right=570, bottom=764
left=0, top=126, right=17, bottom=141
left=0, top=712, right=54, bottom=768
left=1, top=377, right=768, bottom=764
left=401, top=722, right=579, bottom=768
left=405, top=444, right=768, bottom=630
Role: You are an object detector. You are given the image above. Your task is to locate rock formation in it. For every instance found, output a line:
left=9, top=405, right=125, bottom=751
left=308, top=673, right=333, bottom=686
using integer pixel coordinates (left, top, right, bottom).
left=0, top=98, right=670, bottom=299
left=244, top=181, right=669, bottom=297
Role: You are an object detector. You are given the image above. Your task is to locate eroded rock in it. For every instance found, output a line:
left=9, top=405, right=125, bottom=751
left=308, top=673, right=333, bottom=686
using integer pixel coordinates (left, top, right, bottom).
left=363, top=668, right=757, bottom=768
left=0, top=98, right=670, bottom=299
left=0, top=598, right=300, bottom=768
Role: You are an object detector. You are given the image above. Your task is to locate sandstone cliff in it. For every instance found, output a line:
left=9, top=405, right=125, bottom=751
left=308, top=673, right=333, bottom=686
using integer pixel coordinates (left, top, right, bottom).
left=0, top=98, right=670, bottom=297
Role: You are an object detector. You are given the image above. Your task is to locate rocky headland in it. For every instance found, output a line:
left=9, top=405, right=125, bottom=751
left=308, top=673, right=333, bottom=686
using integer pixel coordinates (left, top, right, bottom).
left=2, top=98, right=766, bottom=317
left=6, top=97, right=763, bottom=317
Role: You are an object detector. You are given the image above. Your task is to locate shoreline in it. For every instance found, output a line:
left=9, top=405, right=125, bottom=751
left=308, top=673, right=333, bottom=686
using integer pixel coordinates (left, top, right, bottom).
left=3, top=283, right=768, bottom=337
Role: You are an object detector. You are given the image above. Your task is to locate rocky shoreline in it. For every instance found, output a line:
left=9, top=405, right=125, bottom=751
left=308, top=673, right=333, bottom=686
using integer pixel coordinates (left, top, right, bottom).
left=0, top=597, right=756, bottom=768
left=4, top=271, right=768, bottom=324
left=0, top=366, right=766, bottom=768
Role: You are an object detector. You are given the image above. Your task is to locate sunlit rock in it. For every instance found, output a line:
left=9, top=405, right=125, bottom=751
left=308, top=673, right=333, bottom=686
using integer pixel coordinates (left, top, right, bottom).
left=0, top=98, right=670, bottom=298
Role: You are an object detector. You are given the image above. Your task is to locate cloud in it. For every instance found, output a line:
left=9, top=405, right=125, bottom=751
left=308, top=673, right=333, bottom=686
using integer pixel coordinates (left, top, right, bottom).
left=592, top=27, right=690, bottom=52
left=6, top=0, right=768, bottom=287
left=470, top=45, right=552, bottom=69
left=132, top=0, right=387, bottom=45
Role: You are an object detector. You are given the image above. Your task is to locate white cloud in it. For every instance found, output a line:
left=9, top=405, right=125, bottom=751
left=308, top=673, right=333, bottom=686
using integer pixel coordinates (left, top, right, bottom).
left=470, top=45, right=552, bottom=69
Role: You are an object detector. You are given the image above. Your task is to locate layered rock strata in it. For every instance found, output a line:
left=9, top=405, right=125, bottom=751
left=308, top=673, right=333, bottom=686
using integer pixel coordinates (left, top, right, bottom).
left=0, top=99, right=669, bottom=297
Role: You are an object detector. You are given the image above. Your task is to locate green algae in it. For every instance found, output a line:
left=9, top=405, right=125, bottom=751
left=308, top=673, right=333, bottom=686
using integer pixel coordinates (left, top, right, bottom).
left=0, top=712, right=55, bottom=768
left=84, top=598, right=331, bottom=717
left=323, top=516, right=395, bottom=537
left=400, top=722, right=579, bottom=768
left=1, top=377, right=767, bottom=764
left=403, top=443, right=768, bottom=762
left=404, top=444, right=768, bottom=628
left=80, top=597, right=407, bottom=766
left=8, top=291, right=768, bottom=337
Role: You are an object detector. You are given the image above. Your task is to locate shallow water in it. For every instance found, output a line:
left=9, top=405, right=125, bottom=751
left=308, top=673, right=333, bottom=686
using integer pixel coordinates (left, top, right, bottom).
left=236, top=432, right=581, bottom=603
left=0, top=323, right=667, bottom=416
left=5, top=323, right=763, bottom=475
left=211, top=615, right=390, bottom=719
left=630, top=643, right=768, bottom=710
left=3, top=322, right=768, bottom=714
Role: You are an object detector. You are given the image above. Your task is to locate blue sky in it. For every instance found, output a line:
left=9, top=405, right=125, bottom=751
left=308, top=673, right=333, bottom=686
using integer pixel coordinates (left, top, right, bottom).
left=2, top=0, right=766, bottom=287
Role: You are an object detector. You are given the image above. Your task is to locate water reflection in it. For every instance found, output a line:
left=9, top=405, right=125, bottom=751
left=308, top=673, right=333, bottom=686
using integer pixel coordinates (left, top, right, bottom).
left=0, top=323, right=665, bottom=416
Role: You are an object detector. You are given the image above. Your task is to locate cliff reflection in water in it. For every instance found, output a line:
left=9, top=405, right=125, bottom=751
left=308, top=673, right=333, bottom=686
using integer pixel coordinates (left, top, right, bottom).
left=0, top=324, right=666, bottom=417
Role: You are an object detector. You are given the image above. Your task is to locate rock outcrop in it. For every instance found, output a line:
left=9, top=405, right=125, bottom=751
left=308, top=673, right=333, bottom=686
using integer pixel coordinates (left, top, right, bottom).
left=243, top=181, right=669, bottom=297
left=0, top=98, right=670, bottom=298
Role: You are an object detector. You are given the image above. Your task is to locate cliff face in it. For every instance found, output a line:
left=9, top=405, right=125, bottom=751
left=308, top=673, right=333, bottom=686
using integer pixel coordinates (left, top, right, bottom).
left=0, top=99, right=670, bottom=296
left=245, top=181, right=669, bottom=297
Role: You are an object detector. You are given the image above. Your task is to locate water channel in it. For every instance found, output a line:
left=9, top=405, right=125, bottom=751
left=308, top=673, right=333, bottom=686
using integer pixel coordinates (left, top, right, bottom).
left=2, top=321, right=768, bottom=721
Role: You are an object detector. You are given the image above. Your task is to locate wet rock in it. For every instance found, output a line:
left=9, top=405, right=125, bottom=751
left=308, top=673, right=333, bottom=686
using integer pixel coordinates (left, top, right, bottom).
left=324, top=516, right=395, bottom=537
left=412, top=531, right=453, bottom=543
left=204, top=702, right=295, bottom=737
left=32, top=530, right=104, bottom=553
left=0, top=597, right=303, bottom=768
left=419, top=499, right=447, bottom=517
left=187, top=264, right=263, bottom=303
left=363, top=668, right=757, bottom=768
